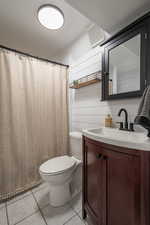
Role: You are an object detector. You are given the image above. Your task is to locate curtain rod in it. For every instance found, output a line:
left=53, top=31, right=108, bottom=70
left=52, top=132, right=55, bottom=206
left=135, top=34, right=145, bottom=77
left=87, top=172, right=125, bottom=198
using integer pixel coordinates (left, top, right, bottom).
left=0, top=45, right=69, bottom=68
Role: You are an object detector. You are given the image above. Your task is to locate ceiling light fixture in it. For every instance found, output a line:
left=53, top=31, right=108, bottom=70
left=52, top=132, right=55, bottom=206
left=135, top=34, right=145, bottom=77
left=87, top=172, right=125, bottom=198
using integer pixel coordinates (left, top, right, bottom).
left=38, top=5, right=64, bottom=30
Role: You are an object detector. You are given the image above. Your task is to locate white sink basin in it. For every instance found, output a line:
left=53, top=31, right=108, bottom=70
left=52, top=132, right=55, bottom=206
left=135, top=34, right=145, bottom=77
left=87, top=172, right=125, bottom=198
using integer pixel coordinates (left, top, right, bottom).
left=82, top=127, right=150, bottom=151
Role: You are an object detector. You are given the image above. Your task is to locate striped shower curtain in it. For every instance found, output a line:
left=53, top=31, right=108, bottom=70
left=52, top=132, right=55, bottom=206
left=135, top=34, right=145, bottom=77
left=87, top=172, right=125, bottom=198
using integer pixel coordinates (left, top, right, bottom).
left=0, top=49, right=69, bottom=201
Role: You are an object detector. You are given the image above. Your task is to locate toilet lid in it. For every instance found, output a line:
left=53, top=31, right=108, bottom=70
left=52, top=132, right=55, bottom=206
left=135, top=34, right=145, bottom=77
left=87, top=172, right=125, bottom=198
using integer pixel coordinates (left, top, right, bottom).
left=39, top=156, right=76, bottom=174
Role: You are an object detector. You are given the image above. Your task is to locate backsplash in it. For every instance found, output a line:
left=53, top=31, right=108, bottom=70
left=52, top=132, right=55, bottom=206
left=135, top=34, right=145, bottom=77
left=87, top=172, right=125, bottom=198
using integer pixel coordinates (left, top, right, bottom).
left=69, top=46, right=143, bottom=132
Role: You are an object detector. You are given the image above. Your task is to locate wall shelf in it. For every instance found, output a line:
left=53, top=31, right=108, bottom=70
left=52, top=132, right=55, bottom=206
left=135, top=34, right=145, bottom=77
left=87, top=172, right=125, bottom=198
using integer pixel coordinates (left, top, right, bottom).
left=69, top=71, right=101, bottom=89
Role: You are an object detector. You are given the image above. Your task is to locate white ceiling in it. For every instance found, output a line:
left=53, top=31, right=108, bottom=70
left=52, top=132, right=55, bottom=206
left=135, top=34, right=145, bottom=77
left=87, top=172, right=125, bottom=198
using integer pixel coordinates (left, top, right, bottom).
left=0, top=0, right=91, bottom=62
left=1, top=0, right=150, bottom=63
left=65, top=0, right=150, bottom=34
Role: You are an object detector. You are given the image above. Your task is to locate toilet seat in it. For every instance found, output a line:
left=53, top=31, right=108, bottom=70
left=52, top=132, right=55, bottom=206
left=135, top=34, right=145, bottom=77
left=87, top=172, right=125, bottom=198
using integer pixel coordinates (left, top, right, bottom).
left=39, top=155, right=76, bottom=175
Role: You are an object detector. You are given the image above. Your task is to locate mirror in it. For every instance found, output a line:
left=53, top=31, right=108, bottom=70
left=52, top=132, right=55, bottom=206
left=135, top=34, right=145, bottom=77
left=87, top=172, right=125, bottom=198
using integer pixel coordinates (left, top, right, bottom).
left=101, top=22, right=147, bottom=101
left=108, top=34, right=141, bottom=95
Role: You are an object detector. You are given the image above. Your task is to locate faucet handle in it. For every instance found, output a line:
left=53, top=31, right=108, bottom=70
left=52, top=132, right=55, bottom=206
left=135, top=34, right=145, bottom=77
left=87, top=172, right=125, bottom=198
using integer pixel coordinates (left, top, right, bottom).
left=116, top=122, right=123, bottom=130
left=124, top=121, right=128, bottom=130
left=129, top=122, right=134, bottom=132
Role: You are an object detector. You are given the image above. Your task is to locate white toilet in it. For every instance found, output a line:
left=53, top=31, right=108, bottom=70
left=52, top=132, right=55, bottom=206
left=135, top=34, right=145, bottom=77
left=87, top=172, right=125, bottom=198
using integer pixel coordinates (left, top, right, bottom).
left=39, top=132, right=82, bottom=207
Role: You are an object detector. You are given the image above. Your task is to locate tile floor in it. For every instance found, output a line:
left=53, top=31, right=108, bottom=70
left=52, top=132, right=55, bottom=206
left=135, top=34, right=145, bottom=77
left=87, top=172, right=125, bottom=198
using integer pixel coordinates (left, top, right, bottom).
left=0, top=183, right=87, bottom=225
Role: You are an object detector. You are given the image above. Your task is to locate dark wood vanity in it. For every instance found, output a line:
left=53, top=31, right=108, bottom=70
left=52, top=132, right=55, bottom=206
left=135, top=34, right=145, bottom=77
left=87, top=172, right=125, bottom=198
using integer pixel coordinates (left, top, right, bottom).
left=82, top=11, right=150, bottom=225
left=82, top=136, right=150, bottom=225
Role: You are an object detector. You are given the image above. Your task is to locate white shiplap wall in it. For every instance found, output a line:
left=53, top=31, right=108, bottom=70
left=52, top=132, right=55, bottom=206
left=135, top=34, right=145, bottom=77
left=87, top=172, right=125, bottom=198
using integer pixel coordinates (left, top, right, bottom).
left=69, top=46, right=143, bottom=132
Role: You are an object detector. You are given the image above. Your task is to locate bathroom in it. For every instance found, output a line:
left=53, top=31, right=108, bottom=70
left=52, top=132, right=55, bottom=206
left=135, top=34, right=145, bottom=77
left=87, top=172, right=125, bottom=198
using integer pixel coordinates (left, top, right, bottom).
left=1, top=0, right=150, bottom=225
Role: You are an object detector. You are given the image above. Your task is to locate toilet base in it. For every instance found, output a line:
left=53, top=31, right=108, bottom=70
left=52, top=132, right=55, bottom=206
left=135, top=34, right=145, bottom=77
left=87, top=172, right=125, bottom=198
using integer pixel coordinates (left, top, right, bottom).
left=49, top=183, right=71, bottom=207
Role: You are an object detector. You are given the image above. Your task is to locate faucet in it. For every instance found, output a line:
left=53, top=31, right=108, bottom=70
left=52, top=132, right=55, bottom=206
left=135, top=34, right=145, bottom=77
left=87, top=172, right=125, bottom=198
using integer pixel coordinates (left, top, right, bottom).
left=117, top=108, right=134, bottom=131
left=118, top=108, right=128, bottom=129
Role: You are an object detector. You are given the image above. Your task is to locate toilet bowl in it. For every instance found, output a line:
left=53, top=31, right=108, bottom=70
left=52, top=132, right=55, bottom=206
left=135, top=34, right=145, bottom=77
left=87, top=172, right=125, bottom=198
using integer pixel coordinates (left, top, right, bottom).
left=39, top=132, right=82, bottom=207
left=39, top=155, right=81, bottom=206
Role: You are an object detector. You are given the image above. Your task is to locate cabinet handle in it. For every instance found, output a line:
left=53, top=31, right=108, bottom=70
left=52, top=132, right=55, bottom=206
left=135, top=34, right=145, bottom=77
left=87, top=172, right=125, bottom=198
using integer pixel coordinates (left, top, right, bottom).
left=96, top=153, right=102, bottom=159
left=103, top=155, right=107, bottom=160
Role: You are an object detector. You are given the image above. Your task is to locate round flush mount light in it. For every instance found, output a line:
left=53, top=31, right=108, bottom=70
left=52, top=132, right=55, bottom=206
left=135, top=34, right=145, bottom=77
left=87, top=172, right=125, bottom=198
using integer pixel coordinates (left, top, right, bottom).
left=38, top=5, right=64, bottom=30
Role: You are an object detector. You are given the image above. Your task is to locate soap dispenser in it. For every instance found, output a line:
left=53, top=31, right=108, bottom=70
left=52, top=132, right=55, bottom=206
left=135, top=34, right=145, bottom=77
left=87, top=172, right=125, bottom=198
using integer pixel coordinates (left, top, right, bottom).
left=105, top=114, right=112, bottom=128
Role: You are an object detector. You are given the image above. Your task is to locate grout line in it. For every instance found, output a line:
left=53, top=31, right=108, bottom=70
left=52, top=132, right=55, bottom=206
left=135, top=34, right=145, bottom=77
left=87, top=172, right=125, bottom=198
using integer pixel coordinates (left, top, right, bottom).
left=63, top=214, right=77, bottom=225
left=69, top=194, right=85, bottom=224
left=32, top=195, right=77, bottom=225
left=5, top=202, right=10, bottom=225
left=72, top=207, right=82, bottom=218
left=13, top=210, right=39, bottom=225
left=6, top=192, right=39, bottom=225
left=68, top=201, right=83, bottom=224
left=5, top=186, right=82, bottom=225
left=32, top=187, right=81, bottom=225
left=76, top=211, right=87, bottom=225
left=76, top=210, right=82, bottom=219
left=76, top=210, right=85, bottom=221
left=31, top=191, right=48, bottom=225
left=63, top=210, right=84, bottom=225
left=6, top=192, right=31, bottom=206
left=31, top=184, right=47, bottom=194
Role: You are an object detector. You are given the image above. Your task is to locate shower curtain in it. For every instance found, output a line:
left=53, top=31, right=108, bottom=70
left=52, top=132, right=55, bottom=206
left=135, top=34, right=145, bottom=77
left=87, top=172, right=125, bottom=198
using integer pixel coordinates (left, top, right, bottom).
left=0, top=49, right=69, bottom=201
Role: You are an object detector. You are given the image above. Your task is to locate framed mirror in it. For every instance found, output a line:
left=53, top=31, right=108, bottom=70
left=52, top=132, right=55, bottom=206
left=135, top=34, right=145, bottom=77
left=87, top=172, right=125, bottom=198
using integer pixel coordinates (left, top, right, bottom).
left=101, top=22, right=148, bottom=100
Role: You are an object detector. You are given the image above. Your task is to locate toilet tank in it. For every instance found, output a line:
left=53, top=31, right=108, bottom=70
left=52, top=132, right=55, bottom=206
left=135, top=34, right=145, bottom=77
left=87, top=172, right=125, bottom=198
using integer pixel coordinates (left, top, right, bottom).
left=69, top=132, right=82, bottom=160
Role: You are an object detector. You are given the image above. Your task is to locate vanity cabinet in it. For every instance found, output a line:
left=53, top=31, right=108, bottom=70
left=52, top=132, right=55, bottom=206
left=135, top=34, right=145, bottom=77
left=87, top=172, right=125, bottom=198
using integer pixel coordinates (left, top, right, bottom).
left=83, top=140, right=104, bottom=225
left=82, top=136, right=150, bottom=225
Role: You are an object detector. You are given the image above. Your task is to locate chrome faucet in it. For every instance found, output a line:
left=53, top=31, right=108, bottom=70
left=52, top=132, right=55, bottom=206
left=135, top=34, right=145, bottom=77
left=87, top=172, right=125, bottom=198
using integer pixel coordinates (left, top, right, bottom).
left=117, top=108, right=134, bottom=131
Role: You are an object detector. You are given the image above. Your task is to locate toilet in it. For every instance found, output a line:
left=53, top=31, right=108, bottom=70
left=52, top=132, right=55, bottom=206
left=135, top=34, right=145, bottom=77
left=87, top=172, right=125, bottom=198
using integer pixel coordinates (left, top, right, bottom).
left=39, top=132, right=82, bottom=207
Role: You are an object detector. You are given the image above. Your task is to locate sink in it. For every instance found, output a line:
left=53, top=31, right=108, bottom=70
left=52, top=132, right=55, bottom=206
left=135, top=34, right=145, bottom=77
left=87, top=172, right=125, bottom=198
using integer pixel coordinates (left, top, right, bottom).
left=82, top=127, right=150, bottom=151
left=86, top=127, right=145, bottom=141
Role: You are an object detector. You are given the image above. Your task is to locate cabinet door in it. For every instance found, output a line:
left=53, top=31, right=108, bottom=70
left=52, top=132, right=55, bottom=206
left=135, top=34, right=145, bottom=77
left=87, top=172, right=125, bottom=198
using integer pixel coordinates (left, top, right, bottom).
left=104, top=149, right=141, bottom=225
left=102, top=23, right=147, bottom=101
left=84, top=141, right=104, bottom=225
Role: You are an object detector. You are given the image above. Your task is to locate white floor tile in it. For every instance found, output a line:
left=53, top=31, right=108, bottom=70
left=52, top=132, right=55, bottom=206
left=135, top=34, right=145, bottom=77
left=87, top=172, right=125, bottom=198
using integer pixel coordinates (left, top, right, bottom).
left=65, top=215, right=85, bottom=225
left=0, top=207, right=8, bottom=225
left=78, top=210, right=82, bottom=219
left=70, top=193, right=82, bottom=213
left=77, top=211, right=88, bottom=225
left=17, top=211, right=46, bottom=225
left=32, top=182, right=48, bottom=193
left=33, top=187, right=49, bottom=209
left=7, top=191, right=32, bottom=205
left=7, top=194, right=38, bottom=225
left=78, top=210, right=92, bottom=225
left=42, top=203, right=76, bottom=225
